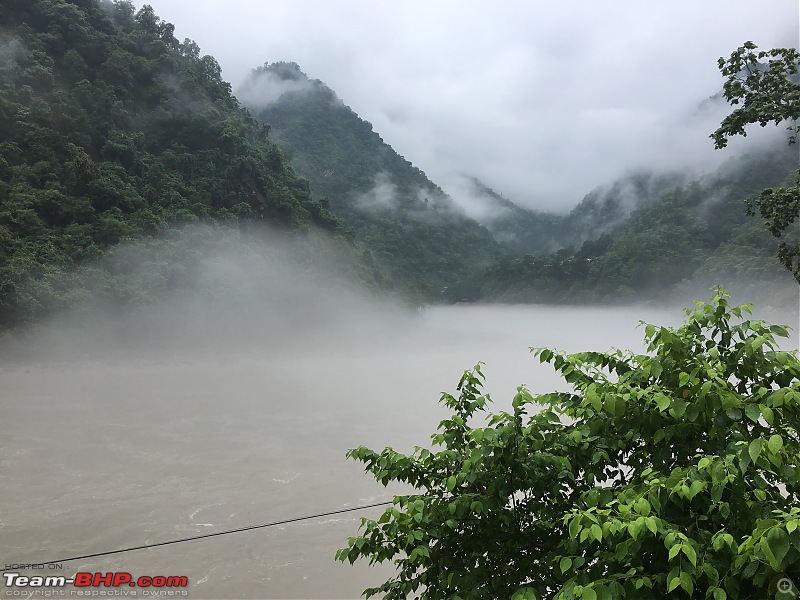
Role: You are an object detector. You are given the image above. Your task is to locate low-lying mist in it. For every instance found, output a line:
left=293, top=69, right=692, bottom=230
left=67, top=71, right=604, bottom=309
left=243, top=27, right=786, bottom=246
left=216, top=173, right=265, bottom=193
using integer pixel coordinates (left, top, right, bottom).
left=0, top=224, right=413, bottom=364
left=1, top=225, right=797, bottom=598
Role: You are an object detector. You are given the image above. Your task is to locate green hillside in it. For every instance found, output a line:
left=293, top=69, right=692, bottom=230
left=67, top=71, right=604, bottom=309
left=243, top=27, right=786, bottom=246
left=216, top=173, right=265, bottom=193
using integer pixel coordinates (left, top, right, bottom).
left=0, top=1, right=376, bottom=329
left=238, top=62, right=502, bottom=299
left=444, top=143, right=799, bottom=306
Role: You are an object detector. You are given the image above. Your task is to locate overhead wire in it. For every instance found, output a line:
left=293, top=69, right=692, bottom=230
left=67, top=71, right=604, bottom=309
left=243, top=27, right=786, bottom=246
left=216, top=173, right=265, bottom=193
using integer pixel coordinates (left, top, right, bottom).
left=0, top=500, right=392, bottom=572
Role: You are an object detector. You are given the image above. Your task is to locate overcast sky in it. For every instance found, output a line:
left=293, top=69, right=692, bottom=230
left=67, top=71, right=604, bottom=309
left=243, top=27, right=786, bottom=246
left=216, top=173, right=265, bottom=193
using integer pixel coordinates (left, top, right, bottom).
left=135, top=1, right=797, bottom=212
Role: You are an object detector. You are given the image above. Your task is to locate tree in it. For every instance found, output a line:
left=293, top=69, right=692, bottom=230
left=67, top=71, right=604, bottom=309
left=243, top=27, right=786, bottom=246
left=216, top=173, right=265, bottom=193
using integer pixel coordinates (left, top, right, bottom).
left=713, top=42, right=800, bottom=282
left=338, top=290, right=800, bottom=598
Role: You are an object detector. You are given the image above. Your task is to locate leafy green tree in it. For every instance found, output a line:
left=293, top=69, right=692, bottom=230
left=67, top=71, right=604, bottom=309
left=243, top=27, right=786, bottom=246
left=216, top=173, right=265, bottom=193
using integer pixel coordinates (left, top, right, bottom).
left=713, top=42, right=800, bottom=282
left=712, top=43, right=800, bottom=149
left=339, top=290, right=800, bottom=598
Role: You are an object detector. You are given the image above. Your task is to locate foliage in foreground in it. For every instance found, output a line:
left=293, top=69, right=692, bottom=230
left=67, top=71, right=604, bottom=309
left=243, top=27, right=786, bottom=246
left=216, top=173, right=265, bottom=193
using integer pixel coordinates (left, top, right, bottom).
left=338, top=291, right=800, bottom=598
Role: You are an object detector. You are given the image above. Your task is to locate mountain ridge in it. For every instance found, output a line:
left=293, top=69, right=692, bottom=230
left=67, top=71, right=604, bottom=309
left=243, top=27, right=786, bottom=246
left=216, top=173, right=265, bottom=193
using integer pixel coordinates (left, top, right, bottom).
left=239, top=61, right=503, bottom=299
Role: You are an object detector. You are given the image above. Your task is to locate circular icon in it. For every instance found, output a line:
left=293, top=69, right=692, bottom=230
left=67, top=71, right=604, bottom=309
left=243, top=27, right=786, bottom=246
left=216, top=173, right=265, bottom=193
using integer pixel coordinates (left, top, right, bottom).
left=778, top=578, right=797, bottom=597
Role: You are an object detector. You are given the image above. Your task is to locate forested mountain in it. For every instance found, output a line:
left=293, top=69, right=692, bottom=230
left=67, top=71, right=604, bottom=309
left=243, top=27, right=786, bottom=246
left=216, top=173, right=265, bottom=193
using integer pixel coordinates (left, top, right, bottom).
left=0, top=1, right=380, bottom=329
left=444, top=141, right=799, bottom=306
left=238, top=59, right=782, bottom=303
left=453, top=178, right=563, bottom=255
left=1, top=1, right=795, bottom=332
left=238, top=62, right=502, bottom=299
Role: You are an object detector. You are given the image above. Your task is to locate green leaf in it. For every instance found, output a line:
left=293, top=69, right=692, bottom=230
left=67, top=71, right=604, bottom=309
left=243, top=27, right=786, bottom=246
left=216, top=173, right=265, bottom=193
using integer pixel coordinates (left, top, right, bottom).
left=680, top=571, right=694, bottom=596
left=446, top=476, right=457, bottom=492
left=682, top=543, right=697, bottom=567
left=670, top=398, right=687, bottom=418
left=761, top=537, right=778, bottom=570
left=726, top=407, right=742, bottom=420
left=759, top=404, right=774, bottom=424
left=766, top=527, right=790, bottom=569
left=655, top=393, right=670, bottom=411
left=634, top=498, right=651, bottom=516
left=744, top=403, right=761, bottom=423
left=628, top=519, right=643, bottom=540
left=669, top=543, right=681, bottom=560
left=645, top=517, right=658, bottom=535
left=667, top=570, right=681, bottom=592
left=748, top=438, right=763, bottom=464
left=651, top=361, right=663, bottom=378
left=768, top=434, right=784, bottom=453
left=591, top=523, right=602, bottom=542
left=569, top=517, right=581, bottom=539
left=560, top=557, right=572, bottom=573
left=686, top=480, right=704, bottom=500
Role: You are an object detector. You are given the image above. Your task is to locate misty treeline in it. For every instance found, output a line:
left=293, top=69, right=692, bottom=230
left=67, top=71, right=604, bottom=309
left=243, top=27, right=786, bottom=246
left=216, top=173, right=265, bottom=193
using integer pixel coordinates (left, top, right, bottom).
left=0, top=0, right=797, bottom=334
left=443, top=144, right=799, bottom=306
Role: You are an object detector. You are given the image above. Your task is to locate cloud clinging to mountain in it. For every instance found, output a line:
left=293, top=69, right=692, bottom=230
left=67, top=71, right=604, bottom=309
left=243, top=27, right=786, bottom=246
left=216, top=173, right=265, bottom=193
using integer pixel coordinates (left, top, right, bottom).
left=135, top=0, right=796, bottom=211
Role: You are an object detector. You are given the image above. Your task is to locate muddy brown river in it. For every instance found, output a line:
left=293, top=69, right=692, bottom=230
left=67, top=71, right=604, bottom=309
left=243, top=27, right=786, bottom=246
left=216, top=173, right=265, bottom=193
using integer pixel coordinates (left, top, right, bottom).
left=2, top=303, right=797, bottom=599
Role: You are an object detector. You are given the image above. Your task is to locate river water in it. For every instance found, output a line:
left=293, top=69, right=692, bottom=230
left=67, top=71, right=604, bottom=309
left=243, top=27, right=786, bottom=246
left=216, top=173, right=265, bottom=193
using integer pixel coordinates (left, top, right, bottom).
left=1, top=302, right=797, bottom=599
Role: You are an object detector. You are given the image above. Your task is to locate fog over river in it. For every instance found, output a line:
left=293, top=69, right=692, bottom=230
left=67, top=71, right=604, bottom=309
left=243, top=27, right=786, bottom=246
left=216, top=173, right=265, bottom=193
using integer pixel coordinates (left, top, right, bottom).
left=1, top=234, right=797, bottom=599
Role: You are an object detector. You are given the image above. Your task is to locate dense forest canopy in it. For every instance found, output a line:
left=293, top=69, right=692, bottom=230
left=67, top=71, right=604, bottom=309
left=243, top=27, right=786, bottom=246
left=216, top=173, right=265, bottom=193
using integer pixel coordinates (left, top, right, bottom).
left=0, top=0, right=368, bottom=329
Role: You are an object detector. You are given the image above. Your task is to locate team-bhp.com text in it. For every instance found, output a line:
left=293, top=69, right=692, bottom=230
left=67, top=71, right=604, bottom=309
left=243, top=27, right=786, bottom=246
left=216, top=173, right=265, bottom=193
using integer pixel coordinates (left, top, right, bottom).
left=4, top=573, right=188, bottom=590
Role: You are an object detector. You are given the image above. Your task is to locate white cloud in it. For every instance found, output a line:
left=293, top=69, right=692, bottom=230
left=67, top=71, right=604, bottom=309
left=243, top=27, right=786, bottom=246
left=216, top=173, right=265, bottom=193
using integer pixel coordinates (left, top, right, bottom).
left=135, top=0, right=798, bottom=211
left=235, top=67, right=315, bottom=107
left=354, top=173, right=397, bottom=213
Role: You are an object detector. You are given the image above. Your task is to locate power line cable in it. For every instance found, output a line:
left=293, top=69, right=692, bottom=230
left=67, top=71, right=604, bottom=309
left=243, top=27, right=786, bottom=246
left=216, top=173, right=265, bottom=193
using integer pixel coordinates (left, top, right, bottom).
left=1, top=500, right=392, bottom=573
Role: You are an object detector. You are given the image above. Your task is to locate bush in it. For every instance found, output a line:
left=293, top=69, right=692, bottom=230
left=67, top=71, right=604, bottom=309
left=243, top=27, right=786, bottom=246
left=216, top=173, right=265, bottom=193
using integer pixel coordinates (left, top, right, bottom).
left=338, top=290, right=800, bottom=599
